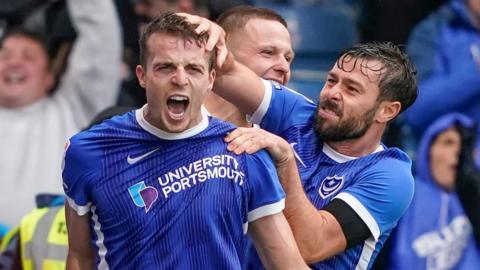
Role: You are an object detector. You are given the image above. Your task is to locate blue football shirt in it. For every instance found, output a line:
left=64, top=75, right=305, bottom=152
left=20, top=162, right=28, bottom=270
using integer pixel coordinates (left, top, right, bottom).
left=247, top=80, right=415, bottom=270
left=62, top=106, right=285, bottom=269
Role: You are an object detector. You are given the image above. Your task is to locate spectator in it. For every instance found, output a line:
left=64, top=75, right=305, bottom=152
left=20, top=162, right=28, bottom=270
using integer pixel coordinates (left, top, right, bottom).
left=0, top=0, right=122, bottom=227
left=203, top=5, right=294, bottom=127
left=385, top=113, right=480, bottom=270
left=404, top=0, right=480, bottom=141
left=62, top=13, right=307, bottom=269
left=0, top=195, right=66, bottom=270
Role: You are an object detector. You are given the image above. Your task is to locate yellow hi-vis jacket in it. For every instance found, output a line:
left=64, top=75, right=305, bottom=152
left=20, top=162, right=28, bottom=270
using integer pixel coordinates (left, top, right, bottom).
left=20, top=206, right=67, bottom=270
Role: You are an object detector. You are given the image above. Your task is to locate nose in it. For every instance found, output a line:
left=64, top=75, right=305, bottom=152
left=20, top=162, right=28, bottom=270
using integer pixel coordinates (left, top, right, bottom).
left=274, top=57, right=290, bottom=78
left=321, top=83, right=342, bottom=102
left=171, top=67, right=188, bottom=87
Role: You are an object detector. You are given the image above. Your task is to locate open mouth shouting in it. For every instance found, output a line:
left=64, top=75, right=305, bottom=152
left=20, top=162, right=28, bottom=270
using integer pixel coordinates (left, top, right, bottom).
left=318, top=99, right=342, bottom=120
left=166, top=95, right=190, bottom=120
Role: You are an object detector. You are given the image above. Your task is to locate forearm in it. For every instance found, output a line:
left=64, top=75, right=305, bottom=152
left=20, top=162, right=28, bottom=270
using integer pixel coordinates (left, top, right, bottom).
left=276, top=156, right=345, bottom=263
left=66, top=251, right=95, bottom=270
left=59, top=0, right=122, bottom=121
left=250, top=213, right=309, bottom=270
left=65, top=204, right=95, bottom=270
left=213, top=52, right=265, bottom=116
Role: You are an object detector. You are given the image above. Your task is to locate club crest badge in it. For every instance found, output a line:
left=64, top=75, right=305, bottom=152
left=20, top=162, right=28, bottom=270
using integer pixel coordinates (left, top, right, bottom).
left=318, top=175, right=344, bottom=199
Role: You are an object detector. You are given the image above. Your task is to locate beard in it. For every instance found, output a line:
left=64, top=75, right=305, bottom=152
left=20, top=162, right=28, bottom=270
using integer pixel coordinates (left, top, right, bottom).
left=314, top=99, right=378, bottom=142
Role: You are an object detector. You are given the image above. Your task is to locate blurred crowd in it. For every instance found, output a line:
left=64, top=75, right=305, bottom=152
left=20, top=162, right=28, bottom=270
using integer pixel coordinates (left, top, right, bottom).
left=0, top=0, right=479, bottom=269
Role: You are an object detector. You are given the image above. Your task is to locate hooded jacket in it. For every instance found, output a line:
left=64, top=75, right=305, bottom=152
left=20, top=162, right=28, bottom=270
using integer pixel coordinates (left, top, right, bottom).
left=387, top=113, right=480, bottom=270
left=404, top=0, right=480, bottom=140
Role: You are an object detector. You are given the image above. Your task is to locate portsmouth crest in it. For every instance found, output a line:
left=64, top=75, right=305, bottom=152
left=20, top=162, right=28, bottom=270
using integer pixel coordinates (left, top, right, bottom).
left=318, top=175, right=344, bottom=199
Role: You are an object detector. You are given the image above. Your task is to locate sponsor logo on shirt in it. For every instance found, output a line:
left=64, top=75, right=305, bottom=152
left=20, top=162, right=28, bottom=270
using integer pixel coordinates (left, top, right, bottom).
left=127, top=155, right=245, bottom=212
left=127, top=147, right=161, bottom=165
left=128, top=181, right=159, bottom=213
left=158, top=155, right=245, bottom=199
left=290, top=142, right=306, bottom=168
left=318, top=175, right=344, bottom=199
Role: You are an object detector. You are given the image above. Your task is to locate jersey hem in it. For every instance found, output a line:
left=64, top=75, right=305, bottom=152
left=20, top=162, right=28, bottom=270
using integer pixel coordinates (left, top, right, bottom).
left=66, top=196, right=91, bottom=216
left=248, top=79, right=272, bottom=125
left=247, top=198, right=285, bottom=223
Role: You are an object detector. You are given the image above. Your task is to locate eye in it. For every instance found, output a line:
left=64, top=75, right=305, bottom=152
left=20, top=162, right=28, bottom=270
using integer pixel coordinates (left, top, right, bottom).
left=154, top=65, right=169, bottom=71
left=261, top=50, right=273, bottom=56
left=187, top=65, right=203, bottom=74
left=347, top=86, right=359, bottom=93
left=285, top=55, right=292, bottom=63
left=326, top=77, right=336, bottom=84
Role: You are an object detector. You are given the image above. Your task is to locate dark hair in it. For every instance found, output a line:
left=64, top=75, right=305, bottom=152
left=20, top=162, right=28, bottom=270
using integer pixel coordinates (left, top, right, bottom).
left=337, top=42, right=418, bottom=114
left=138, top=12, right=214, bottom=69
left=217, top=5, right=287, bottom=37
left=1, top=27, right=49, bottom=55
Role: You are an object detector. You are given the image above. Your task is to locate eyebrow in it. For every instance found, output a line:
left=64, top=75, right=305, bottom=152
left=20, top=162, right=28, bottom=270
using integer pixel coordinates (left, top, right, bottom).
left=343, top=77, right=365, bottom=90
left=327, top=72, right=366, bottom=91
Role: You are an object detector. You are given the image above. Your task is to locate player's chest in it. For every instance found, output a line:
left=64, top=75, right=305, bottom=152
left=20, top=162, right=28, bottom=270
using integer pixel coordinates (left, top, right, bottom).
left=93, top=149, right=247, bottom=214
left=301, top=163, right=365, bottom=209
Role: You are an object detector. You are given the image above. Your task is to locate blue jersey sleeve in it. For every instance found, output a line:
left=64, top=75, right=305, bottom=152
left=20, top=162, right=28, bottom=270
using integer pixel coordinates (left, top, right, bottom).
left=62, top=135, right=100, bottom=216
left=249, top=79, right=317, bottom=135
left=244, top=150, right=286, bottom=224
left=334, top=157, right=415, bottom=240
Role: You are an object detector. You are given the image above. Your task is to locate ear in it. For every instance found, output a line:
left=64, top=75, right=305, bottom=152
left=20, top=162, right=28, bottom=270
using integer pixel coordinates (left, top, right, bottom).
left=207, top=69, right=216, bottom=93
left=376, top=101, right=401, bottom=123
left=135, top=65, right=146, bottom=89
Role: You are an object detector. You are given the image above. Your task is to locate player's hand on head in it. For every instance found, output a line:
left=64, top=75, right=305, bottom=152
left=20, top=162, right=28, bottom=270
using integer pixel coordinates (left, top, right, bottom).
left=177, top=12, right=228, bottom=68
left=225, top=127, right=292, bottom=164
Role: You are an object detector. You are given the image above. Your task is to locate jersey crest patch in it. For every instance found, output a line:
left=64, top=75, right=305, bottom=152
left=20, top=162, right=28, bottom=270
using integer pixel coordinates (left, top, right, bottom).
left=318, top=175, right=344, bottom=199
left=271, top=80, right=282, bottom=90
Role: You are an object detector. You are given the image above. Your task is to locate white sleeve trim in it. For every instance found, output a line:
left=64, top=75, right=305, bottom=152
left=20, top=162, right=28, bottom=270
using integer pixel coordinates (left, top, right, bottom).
left=66, top=196, right=92, bottom=216
left=335, top=192, right=381, bottom=241
left=248, top=79, right=273, bottom=125
left=248, top=199, right=285, bottom=224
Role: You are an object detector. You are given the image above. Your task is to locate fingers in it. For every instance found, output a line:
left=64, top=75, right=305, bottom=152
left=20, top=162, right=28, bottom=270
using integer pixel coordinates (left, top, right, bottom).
left=225, top=127, right=266, bottom=155
left=177, top=12, right=228, bottom=67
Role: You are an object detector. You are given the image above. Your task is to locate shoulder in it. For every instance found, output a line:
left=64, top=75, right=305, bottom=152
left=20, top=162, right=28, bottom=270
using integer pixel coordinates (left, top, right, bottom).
left=363, top=148, right=414, bottom=185
left=208, top=116, right=237, bottom=132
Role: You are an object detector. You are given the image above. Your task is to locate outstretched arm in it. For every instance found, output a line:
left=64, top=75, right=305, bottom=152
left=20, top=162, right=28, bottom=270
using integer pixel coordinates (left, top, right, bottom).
left=275, top=152, right=347, bottom=263
left=65, top=203, right=95, bottom=270
left=56, top=0, right=122, bottom=126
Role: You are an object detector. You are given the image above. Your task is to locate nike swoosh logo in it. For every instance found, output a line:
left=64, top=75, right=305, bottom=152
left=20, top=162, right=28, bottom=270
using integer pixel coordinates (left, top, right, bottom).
left=290, top=142, right=306, bottom=168
left=127, top=148, right=160, bottom=165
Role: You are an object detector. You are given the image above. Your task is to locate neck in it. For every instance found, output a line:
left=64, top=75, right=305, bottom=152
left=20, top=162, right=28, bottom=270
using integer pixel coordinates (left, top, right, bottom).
left=204, top=92, right=250, bottom=127
left=326, top=124, right=385, bottom=157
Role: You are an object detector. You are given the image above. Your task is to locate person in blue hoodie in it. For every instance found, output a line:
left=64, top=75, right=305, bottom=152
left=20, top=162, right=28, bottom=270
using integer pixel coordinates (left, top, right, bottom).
left=403, top=0, right=480, bottom=142
left=386, top=113, right=480, bottom=270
